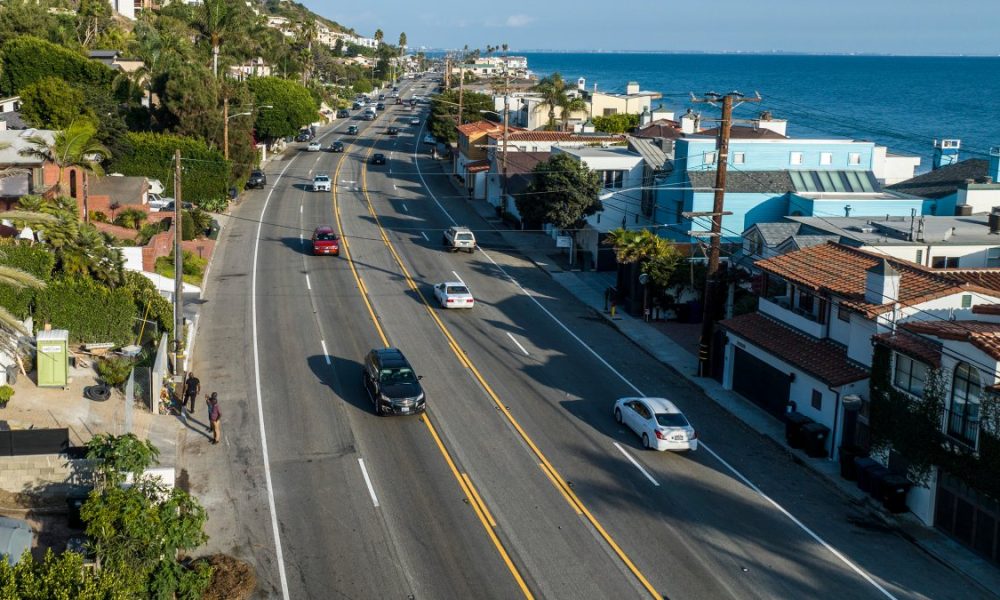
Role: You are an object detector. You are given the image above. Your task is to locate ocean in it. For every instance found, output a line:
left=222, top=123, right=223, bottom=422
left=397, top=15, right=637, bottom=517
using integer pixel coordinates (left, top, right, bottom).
left=512, top=53, right=1000, bottom=168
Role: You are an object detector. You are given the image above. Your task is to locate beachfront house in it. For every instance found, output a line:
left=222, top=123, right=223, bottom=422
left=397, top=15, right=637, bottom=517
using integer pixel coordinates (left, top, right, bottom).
left=888, top=141, right=1000, bottom=217
left=657, top=132, right=923, bottom=244
left=717, top=243, right=1000, bottom=496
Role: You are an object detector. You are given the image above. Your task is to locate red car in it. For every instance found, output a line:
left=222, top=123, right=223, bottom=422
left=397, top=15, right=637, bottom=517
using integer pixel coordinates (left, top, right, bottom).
left=311, top=226, right=340, bottom=256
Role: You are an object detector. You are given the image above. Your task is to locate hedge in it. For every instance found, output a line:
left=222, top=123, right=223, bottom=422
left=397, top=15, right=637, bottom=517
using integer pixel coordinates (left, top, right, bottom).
left=121, top=271, right=173, bottom=340
left=0, top=36, right=115, bottom=96
left=35, top=278, right=135, bottom=345
left=0, top=243, right=56, bottom=320
left=108, top=132, right=229, bottom=209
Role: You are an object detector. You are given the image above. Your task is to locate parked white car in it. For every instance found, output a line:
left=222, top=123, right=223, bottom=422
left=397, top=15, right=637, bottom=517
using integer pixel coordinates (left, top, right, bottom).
left=307, top=141, right=322, bottom=152
left=147, top=192, right=174, bottom=212
left=433, top=281, right=474, bottom=309
left=312, top=175, right=332, bottom=192
left=613, top=397, right=698, bottom=451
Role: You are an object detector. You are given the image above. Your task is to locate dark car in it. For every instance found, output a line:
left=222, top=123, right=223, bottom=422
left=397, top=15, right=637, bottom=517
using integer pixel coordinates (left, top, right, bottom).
left=346, top=125, right=359, bottom=135
left=311, top=226, right=340, bottom=256
left=328, top=141, right=345, bottom=152
left=376, top=102, right=386, bottom=111
left=337, top=109, right=351, bottom=118
left=245, top=169, right=266, bottom=189
left=386, top=126, right=400, bottom=136
left=295, top=131, right=313, bottom=142
left=362, top=348, right=426, bottom=416
left=352, top=102, right=362, bottom=110
left=378, top=94, right=386, bottom=101
left=372, top=153, right=386, bottom=165
left=163, top=201, right=194, bottom=211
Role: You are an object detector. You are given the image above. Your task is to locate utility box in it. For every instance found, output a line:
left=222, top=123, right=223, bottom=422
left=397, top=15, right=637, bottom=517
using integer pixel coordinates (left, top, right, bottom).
left=36, top=329, right=69, bottom=388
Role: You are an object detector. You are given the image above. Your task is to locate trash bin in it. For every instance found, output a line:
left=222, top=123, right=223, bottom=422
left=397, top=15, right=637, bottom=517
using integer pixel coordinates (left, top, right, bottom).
left=881, top=475, right=913, bottom=514
left=839, top=446, right=866, bottom=481
left=859, top=461, right=890, bottom=498
left=854, top=457, right=879, bottom=493
left=67, top=492, right=88, bottom=529
left=801, top=422, right=830, bottom=458
left=207, top=219, right=220, bottom=240
left=784, top=412, right=813, bottom=449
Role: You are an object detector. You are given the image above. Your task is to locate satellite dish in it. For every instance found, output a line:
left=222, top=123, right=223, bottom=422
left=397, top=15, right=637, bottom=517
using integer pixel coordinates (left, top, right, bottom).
left=638, top=273, right=649, bottom=285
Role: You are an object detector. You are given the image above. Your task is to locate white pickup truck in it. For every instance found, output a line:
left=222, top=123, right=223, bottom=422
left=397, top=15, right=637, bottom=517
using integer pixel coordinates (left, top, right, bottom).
left=147, top=193, right=174, bottom=212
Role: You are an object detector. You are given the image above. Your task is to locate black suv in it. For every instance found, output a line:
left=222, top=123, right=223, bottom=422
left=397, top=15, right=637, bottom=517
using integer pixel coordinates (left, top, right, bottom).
left=386, top=126, right=399, bottom=136
left=362, top=348, right=426, bottom=416
left=246, top=169, right=266, bottom=189
left=372, top=153, right=386, bottom=165
left=337, top=109, right=351, bottom=118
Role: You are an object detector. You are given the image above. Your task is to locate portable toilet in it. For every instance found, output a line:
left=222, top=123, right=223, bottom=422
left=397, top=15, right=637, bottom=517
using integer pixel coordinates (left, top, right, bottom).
left=36, top=329, right=69, bottom=388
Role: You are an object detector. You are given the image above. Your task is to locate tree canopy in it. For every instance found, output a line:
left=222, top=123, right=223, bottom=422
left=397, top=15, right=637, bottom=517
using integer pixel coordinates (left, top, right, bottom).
left=0, top=35, right=115, bottom=95
left=603, top=228, right=682, bottom=288
left=516, top=153, right=602, bottom=230
left=427, top=89, right=494, bottom=144
left=18, top=76, right=87, bottom=129
left=248, top=76, right=318, bottom=139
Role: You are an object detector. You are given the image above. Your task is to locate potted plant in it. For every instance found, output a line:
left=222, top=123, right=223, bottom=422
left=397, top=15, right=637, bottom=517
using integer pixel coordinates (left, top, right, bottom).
left=0, top=384, right=14, bottom=408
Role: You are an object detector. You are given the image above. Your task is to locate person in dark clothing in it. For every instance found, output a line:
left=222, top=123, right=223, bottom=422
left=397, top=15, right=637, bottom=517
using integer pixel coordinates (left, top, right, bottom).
left=207, top=393, right=221, bottom=444
left=183, top=373, right=201, bottom=413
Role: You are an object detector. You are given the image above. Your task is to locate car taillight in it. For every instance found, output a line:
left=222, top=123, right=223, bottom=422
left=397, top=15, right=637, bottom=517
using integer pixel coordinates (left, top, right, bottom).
left=447, top=298, right=455, bottom=303
left=655, top=430, right=667, bottom=440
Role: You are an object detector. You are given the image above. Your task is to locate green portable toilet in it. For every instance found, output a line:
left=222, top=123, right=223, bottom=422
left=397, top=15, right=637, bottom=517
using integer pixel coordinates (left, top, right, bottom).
left=36, top=329, right=69, bottom=388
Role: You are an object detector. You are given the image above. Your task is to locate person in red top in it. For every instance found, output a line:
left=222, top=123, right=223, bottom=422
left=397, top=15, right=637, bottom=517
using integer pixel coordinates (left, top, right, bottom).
left=207, top=393, right=221, bottom=445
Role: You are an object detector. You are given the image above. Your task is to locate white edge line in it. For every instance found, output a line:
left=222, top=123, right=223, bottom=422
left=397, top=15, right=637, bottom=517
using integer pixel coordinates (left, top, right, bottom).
left=506, top=332, right=530, bottom=357
left=305, top=274, right=311, bottom=291
left=612, top=442, right=660, bottom=487
left=358, top=458, right=380, bottom=507
left=252, top=159, right=295, bottom=600
left=421, top=231, right=429, bottom=241
left=321, top=340, right=331, bottom=365
left=451, top=270, right=465, bottom=284
left=401, top=203, right=408, bottom=212
left=411, top=123, right=898, bottom=600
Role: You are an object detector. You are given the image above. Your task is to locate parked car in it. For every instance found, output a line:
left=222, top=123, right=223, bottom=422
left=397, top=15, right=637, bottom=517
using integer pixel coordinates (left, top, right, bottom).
left=362, top=348, right=426, bottom=416
left=442, top=225, right=476, bottom=252
left=328, top=141, right=345, bottom=153
left=386, top=126, right=400, bottom=136
left=307, top=141, right=322, bottom=152
left=613, top=397, right=698, bottom=451
left=346, top=125, right=359, bottom=135
left=245, top=170, right=266, bottom=189
left=371, top=153, right=386, bottom=165
left=337, top=109, right=351, bottom=118
left=147, top=192, right=174, bottom=211
left=311, top=226, right=340, bottom=256
left=433, top=282, right=475, bottom=309
left=312, top=175, right=332, bottom=192
left=295, top=131, right=313, bottom=142
left=163, top=200, right=194, bottom=211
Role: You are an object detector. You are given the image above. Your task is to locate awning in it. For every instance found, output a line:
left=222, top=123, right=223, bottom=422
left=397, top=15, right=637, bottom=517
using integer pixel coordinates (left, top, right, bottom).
left=466, top=160, right=491, bottom=174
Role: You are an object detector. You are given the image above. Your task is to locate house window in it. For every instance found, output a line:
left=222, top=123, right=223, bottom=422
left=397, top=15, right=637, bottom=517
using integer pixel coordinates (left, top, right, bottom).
left=848, top=152, right=862, bottom=166
left=961, top=294, right=972, bottom=308
left=749, top=232, right=763, bottom=257
left=837, top=303, right=851, bottom=322
left=893, top=354, right=928, bottom=397
left=820, top=152, right=833, bottom=166
left=797, top=289, right=815, bottom=313
left=932, top=256, right=960, bottom=268
left=789, top=152, right=803, bottom=165
left=602, top=108, right=617, bottom=116
left=704, top=152, right=717, bottom=166
left=811, top=390, right=822, bottom=410
left=69, top=170, right=78, bottom=198
left=733, top=152, right=745, bottom=165
left=599, top=170, right=624, bottom=189
left=949, top=362, right=981, bottom=446
left=987, top=247, right=1000, bottom=267
left=915, top=249, right=924, bottom=265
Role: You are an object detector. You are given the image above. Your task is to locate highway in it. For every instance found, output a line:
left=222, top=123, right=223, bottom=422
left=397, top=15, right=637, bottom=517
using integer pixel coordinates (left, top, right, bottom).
left=197, top=76, right=983, bottom=599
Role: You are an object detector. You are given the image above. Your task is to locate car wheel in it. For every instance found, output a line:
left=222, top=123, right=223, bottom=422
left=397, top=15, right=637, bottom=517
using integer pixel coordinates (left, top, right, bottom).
left=442, top=235, right=448, bottom=246
left=614, top=408, right=623, bottom=424
left=642, top=433, right=650, bottom=449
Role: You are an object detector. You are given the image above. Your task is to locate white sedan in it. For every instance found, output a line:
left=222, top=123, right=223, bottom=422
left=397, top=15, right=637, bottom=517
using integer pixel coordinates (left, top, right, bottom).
left=613, top=397, right=698, bottom=451
left=312, top=175, right=332, bottom=192
left=433, top=282, right=474, bottom=309
left=307, top=141, right=322, bottom=152
left=409, top=117, right=421, bottom=126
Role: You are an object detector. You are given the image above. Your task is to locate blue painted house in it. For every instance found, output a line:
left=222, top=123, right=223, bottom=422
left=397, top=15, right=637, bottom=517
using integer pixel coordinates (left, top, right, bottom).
left=658, top=128, right=923, bottom=242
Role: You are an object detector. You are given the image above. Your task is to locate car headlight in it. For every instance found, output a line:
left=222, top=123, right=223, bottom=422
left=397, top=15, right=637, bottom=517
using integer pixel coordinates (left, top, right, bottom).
left=379, top=393, right=391, bottom=403
left=415, top=393, right=425, bottom=403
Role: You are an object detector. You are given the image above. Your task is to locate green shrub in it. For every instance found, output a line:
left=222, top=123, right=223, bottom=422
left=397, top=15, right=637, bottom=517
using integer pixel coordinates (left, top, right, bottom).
left=181, top=211, right=196, bottom=241
left=0, top=385, right=14, bottom=406
left=121, top=271, right=173, bottom=339
left=96, top=356, right=133, bottom=387
left=0, top=36, right=116, bottom=96
left=0, top=243, right=56, bottom=320
left=137, top=221, right=167, bottom=246
left=154, top=251, right=206, bottom=286
left=114, top=208, right=147, bottom=230
left=190, top=208, right=212, bottom=233
left=35, top=278, right=135, bottom=345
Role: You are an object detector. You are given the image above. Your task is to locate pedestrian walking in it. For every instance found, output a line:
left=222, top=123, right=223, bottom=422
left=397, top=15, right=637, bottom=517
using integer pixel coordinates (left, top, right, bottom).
left=183, top=372, right=201, bottom=413
left=207, top=393, right=221, bottom=445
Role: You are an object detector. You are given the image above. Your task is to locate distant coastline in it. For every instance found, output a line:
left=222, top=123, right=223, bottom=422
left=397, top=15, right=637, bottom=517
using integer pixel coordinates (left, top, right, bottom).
left=421, top=49, right=998, bottom=58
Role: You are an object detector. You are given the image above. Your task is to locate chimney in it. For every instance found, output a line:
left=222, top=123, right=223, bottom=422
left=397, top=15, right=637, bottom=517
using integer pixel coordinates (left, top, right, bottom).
left=844, top=204, right=852, bottom=217
left=933, top=139, right=961, bottom=170
left=865, top=259, right=900, bottom=304
left=577, top=77, right=586, bottom=92
left=626, top=81, right=640, bottom=95
left=640, top=107, right=651, bottom=127
left=680, top=109, right=699, bottom=134
left=990, top=207, right=1000, bottom=234
left=990, top=147, right=1000, bottom=182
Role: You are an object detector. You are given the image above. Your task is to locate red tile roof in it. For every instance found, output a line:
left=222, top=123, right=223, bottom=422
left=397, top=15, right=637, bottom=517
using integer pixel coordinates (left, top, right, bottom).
left=719, top=312, right=869, bottom=386
left=486, top=131, right=626, bottom=143
left=937, top=269, right=1000, bottom=294
left=756, top=242, right=1000, bottom=318
left=457, top=120, right=503, bottom=136
left=973, top=304, right=1000, bottom=315
left=873, top=332, right=942, bottom=367
left=466, top=159, right=490, bottom=173
left=901, top=320, right=1000, bottom=361
left=633, top=119, right=682, bottom=140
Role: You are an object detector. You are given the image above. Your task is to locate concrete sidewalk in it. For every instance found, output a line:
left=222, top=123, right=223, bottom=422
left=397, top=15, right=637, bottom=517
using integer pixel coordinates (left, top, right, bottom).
left=450, top=175, right=1000, bottom=595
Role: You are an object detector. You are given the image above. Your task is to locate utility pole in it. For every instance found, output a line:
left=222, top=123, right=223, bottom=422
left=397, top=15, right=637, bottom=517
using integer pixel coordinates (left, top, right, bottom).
left=500, top=53, right=510, bottom=217
left=173, top=149, right=185, bottom=381
left=222, top=97, right=229, bottom=161
left=457, top=61, right=465, bottom=128
left=444, top=56, right=451, bottom=88
left=692, top=91, right=760, bottom=377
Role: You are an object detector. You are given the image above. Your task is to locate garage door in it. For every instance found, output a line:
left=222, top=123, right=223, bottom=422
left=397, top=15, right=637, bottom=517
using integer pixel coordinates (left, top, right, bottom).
left=732, top=348, right=791, bottom=418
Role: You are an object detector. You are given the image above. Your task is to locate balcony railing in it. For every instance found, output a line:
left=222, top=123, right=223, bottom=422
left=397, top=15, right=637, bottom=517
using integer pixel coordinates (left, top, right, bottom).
left=942, top=406, right=981, bottom=450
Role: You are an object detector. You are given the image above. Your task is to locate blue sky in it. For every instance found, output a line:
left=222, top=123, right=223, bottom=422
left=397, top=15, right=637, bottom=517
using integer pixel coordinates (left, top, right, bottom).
left=303, top=1, right=999, bottom=55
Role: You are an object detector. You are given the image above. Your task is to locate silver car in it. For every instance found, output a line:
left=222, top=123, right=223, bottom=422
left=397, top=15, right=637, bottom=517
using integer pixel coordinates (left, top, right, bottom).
left=613, top=397, right=698, bottom=451
left=433, top=282, right=474, bottom=309
left=312, top=175, right=331, bottom=192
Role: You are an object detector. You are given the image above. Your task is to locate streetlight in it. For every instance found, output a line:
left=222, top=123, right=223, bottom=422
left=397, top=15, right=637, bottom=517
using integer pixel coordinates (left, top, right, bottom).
left=223, top=100, right=272, bottom=161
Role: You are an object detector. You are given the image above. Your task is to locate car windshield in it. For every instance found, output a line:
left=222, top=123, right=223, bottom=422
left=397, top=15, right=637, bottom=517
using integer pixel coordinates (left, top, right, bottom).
left=456, top=233, right=474, bottom=241
left=379, top=368, right=417, bottom=384
left=315, top=232, right=337, bottom=241
left=314, top=176, right=329, bottom=182
left=655, top=413, right=690, bottom=428
left=446, top=286, right=469, bottom=295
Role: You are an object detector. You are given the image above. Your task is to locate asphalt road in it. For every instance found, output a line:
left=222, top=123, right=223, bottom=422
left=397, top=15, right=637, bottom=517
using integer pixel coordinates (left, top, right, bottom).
left=200, top=75, right=985, bottom=599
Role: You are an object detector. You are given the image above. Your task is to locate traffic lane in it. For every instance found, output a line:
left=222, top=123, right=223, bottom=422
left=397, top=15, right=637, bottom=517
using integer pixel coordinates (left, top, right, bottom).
left=337, top=185, right=648, bottom=598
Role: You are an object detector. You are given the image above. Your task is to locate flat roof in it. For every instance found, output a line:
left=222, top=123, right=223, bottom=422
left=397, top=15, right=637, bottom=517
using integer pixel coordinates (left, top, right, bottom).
left=787, top=214, right=1000, bottom=246
left=558, top=146, right=642, bottom=159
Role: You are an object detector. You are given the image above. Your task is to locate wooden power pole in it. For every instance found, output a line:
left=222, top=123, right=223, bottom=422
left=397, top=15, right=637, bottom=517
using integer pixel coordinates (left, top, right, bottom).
left=173, top=149, right=185, bottom=381
left=500, top=54, right=510, bottom=216
left=691, top=91, right=759, bottom=377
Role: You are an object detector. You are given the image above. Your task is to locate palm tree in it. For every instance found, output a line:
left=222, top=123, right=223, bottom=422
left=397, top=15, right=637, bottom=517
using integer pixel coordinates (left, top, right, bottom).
left=374, top=29, right=383, bottom=45
left=560, top=95, right=588, bottom=131
left=533, top=73, right=569, bottom=131
left=20, top=122, right=111, bottom=223
left=603, top=228, right=681, bottom=288
left=199, top=0, right=230, bottom=77
left=398, top=32, right=406, bottom=51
